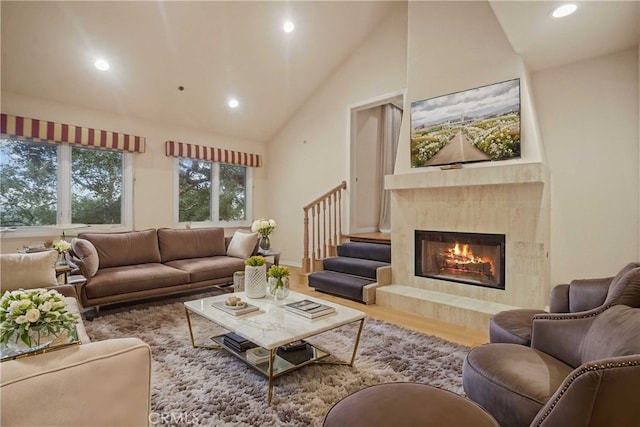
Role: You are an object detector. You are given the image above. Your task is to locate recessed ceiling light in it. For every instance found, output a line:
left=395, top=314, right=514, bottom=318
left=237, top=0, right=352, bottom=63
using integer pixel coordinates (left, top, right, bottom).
left=94, top=58, right=110, bottom=71
left=283, top=21, right=295, bottom=33
left=228, top=98, right=239, bottom=109
left=552, top=4, right=577, bottom=18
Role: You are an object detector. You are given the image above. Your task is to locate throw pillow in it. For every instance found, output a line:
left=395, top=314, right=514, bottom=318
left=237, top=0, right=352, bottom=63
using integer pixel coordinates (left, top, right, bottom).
left=71, top=238, right=99, bottom=278
left=0, top=251, right=58, bottom=291
left=226, top=231, right=259, bottom=259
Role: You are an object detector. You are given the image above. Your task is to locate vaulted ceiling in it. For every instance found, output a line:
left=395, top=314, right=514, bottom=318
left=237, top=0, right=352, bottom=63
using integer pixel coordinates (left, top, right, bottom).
left=2, top=1, right=638, bottom=145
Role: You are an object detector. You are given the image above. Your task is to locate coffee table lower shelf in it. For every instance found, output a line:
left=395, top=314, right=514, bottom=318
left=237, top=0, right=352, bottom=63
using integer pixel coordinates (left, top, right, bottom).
left=211, top=335, right=331, bottom=378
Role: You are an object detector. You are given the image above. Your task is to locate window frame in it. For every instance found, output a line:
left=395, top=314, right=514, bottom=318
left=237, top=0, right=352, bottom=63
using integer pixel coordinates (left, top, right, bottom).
left=173, top=157, right=253, bottom=228
left=0, top=139, right=133, bottom=238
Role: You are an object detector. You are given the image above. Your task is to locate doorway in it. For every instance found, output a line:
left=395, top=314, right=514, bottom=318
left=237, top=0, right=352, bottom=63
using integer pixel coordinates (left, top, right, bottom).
left=348, top=91, right=404, bottom=234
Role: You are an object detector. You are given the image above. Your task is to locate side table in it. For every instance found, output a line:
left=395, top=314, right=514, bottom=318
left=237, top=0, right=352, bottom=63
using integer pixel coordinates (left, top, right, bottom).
left=55, top=264, right=72, bottom=284
left=257, top=248, right=280, bottom=266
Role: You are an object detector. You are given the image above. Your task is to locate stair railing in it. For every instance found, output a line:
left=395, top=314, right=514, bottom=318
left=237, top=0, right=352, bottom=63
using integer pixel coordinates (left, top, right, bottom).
left=302, top=181, right=347, bottom=275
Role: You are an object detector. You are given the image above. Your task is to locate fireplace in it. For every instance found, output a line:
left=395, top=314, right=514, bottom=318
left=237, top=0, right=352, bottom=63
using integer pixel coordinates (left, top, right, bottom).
left=415, top=230, right=506, bottom=290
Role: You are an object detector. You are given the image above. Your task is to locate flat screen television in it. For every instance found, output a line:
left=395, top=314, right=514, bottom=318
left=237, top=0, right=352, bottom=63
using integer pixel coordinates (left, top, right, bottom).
left=410, top=78, right=521, bottom=168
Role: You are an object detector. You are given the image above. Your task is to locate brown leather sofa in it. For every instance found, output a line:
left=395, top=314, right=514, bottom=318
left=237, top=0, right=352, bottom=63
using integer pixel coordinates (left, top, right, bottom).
left=463, top=304, right=640, bottom=427
left=70, top=227, right=257, bottom=310
left=490, top=262, right=640, bottom=345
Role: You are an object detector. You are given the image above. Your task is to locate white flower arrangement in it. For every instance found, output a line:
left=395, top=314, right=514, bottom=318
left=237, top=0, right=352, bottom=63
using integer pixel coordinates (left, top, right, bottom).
left=0, top=288, right=79, bottom=348
left=251, top=218, right=276, bottom=238
left=52, top=239, right=71, bottom=254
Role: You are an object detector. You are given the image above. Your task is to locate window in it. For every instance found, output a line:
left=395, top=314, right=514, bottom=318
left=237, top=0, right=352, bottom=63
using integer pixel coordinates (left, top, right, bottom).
left=177, top=158, right=251, bottom=225
left=0, top=138, right=132, bottom=229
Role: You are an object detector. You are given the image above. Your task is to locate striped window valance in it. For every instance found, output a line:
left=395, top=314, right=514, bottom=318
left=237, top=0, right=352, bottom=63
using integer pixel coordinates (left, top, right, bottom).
left=1, top=113, right=145, bottom=153
left=165, top=140, right=262, bottom=167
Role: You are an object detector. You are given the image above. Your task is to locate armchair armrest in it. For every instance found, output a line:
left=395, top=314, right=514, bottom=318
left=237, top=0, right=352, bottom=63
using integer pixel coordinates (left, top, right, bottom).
left=548, top=277, right=612, bottom=313
left=50, top=284, right=78, bottom=299
left=532, top=354, right=640, bottom=427
left=548, top=284, right=570, bottom=312
left=1, top=338, right=151, bottom=426
left=530, top=309, right=601, bottom=368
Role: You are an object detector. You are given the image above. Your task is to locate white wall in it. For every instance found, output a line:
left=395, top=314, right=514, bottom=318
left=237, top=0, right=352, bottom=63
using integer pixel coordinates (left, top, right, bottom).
left=265, top=2, right=408, bottom=265
left=0, top=91, right=267, bottom=252
left=532, top=49, right=640, bottom=283
left=395, top=1, right=544, bottom=175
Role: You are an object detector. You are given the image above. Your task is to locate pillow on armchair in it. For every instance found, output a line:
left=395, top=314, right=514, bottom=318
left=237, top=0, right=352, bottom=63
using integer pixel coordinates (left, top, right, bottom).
left=0, top=251, right=58, bottom=291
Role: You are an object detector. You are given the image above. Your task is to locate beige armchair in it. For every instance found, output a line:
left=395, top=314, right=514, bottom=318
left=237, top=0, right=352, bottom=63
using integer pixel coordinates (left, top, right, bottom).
left=1, top=338, right=152, bottom=426
left=463, top=304, right=640, bottom=427
left=0, top=252, right=152, bottom=426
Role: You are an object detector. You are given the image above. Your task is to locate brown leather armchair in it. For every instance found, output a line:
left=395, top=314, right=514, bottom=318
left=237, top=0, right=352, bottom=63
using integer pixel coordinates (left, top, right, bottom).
left=489, top=262, right=640, bottom=345
left=463, top=304, right=640, bottom=427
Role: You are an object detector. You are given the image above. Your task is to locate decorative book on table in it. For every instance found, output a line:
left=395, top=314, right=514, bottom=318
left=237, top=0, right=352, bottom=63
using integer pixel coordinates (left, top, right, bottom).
left=276, top=344, right=315, bottom=365
left=285, top=299, right=336, bottom=319
left=246, top=347, right=271, bottom=365
left=221, top=332, right=256, bottom=352
left=211, top=301, right=259, bottom=316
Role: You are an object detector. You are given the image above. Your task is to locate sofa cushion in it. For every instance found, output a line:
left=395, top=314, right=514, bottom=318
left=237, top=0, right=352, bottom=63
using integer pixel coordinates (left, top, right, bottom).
left=157, top=228, right=226, bottom=263
left=463, top=343, right=573, bottom=427
left=165, top=256, right=245, bottom=283
left=84, top=263, right=189, bottom=299
left=79, top=230, right=161, bottom=269
left=489, top=308, right=547, bottom=346
left=0, top=252, right=58, bottom=291
left=226, top=230, right=259, bottom=259
left=71, top=238, right=99, bottom=278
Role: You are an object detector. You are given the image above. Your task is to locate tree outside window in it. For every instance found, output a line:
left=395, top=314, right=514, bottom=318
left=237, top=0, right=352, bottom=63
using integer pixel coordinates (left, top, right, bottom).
left=178, top=159, right=248, bottom=224
left=0, top=139, right=57, bottom=226
left=179, top=159, right=211, bottom=222
left=219, top=164, right=246, bottom=222
left=71, top=146, right=122, bottom=224
left=0, top=138, right=126, bottom=227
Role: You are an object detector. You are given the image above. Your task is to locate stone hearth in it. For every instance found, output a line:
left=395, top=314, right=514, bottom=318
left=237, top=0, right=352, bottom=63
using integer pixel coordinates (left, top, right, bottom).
left=377, top=162, right=551, bottom=331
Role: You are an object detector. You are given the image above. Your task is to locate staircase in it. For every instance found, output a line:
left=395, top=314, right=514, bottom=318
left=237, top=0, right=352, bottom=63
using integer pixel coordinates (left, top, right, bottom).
left=308, top=241, right=391, bottom=304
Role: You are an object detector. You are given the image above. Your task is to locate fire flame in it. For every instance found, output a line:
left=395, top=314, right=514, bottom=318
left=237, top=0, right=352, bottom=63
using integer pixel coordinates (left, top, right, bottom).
left=449, top=243, right=484, bottom=264
left=440, top=242, right=494, bottom=277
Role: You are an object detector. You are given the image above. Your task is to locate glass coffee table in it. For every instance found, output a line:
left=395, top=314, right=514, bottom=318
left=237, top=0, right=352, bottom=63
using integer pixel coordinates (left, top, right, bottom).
left=184, top=290, right=366, bottom=405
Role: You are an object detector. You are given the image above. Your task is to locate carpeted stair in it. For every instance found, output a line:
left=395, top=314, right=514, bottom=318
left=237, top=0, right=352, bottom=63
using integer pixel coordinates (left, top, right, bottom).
left=309, top=242, right=391, bottom=303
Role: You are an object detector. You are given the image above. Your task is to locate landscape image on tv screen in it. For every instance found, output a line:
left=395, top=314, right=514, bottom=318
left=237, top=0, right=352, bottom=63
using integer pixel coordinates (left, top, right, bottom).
left=410, top=79, right=521, bottom=168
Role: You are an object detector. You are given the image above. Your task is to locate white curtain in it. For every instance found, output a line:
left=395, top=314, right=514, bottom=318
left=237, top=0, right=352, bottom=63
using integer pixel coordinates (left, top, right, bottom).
left=378, top=103, right=402, bottom=232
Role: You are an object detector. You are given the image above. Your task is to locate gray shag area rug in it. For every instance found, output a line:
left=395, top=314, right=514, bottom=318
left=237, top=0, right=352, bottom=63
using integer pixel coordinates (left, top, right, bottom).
left=84, top=290, right=471, bottom=426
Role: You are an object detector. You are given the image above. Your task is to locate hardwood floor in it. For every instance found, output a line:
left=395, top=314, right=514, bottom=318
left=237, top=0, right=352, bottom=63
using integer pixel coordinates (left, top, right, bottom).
left=288, top=266, right=488, bottom=347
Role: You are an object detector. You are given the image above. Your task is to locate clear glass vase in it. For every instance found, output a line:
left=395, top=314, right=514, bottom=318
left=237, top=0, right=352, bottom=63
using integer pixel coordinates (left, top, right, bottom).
left=268, top=277, right=290, bottom=300
left=6, top=328, right=55, bottom=351
left=233, top=271, right=245, bottom=293
left=57, top=252, right=67, bottom=266
left=259, top=235, right=270, bottom=251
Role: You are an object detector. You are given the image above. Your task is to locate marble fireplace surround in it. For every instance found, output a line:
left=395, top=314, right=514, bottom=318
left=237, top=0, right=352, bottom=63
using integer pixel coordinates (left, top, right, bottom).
left=377, top=162, right=551, bottom=331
